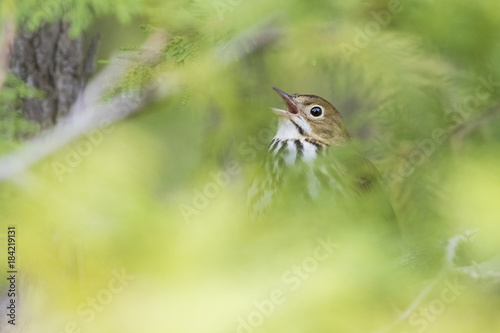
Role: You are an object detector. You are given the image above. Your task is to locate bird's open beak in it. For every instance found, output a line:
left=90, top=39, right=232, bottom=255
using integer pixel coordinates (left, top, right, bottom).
left=271, top=87, right=300, bottom=117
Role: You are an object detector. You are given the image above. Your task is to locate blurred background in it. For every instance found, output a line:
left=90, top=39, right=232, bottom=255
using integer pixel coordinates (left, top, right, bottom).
left=1, top=0, right=500, bottom=332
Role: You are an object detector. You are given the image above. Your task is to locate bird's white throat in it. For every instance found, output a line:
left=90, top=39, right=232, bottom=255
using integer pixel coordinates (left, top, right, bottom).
left=274, top=117, right=311, bottom=141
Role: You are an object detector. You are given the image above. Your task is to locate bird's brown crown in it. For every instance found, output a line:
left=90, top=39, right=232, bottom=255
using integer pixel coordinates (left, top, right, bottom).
left=272, top=87, right=350, bottom=146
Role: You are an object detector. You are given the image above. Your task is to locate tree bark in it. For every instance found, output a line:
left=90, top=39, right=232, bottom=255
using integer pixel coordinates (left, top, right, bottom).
left=8, top=21, right=98, bottom=128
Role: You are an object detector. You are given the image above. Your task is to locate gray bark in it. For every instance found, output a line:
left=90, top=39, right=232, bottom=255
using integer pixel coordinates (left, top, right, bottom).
left=8, top=21, right=98, bottom=128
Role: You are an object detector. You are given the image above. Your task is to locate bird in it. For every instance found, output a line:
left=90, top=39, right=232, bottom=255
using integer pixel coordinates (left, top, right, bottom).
left=247, top=87, right=400, bottom=241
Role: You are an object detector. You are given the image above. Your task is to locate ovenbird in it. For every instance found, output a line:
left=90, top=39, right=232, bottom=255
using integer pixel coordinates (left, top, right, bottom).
left=248, top=87, right=399, bottom=239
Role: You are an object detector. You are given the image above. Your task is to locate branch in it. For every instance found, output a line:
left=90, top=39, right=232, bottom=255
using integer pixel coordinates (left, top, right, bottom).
left=374, top=229, right=499, bottom=333
left=450, top=104, right=500, bottom=151
left=215, top=17, right=283, bottom=65
left=0, top=30, right=168, bottom=181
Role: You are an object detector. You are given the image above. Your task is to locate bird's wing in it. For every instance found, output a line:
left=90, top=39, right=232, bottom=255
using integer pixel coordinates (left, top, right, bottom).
left=319, top=146, right=401, bottom=237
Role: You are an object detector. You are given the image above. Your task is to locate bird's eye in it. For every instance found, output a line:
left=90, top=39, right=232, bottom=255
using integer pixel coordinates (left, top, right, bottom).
left=310, top=106, right=323, bottom=117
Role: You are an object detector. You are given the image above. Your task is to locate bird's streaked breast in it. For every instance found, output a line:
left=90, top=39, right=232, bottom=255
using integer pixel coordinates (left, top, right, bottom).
left=248, top=121, right=328, bottom=218
left=269, top=137, right=323, bottom=165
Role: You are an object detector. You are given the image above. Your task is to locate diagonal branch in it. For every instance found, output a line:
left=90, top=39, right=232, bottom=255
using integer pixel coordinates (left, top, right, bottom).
left=0, top=19, right=282, bottom=182
left=0, top=30, right=168, bottom=181
left=450, top=104, right=500, bottom=151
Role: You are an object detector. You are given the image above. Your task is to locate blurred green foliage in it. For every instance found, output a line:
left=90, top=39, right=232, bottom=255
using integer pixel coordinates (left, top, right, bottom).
left=0, top=74, right=41, bottom=153
left=1, top=0, right=500, bottom=332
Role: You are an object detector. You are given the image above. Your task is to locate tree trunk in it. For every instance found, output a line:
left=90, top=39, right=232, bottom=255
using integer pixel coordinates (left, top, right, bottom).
left=8, top=21, right=98, bottom=128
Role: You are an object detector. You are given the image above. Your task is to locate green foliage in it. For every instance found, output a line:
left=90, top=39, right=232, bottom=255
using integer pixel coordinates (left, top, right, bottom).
left=13, top=0, right=143, bottom=35
left=104, top=62, right=156, bottom=99
left=164, top=35, right=200, bottom=66
left=0, top=74, right=41, bottom=153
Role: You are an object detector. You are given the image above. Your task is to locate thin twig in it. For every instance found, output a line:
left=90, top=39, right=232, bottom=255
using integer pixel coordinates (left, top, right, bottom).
left=374, top=270, right=447, bottom=333
left=374, top=229, right=497, bottom=333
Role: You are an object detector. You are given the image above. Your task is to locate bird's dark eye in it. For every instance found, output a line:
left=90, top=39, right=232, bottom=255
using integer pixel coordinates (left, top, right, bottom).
left=310, top=106, right=323, bottom=117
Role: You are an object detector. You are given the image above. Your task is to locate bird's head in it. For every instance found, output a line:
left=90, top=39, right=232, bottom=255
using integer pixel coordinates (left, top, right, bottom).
left=271, top=87, right=350, bottom=146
